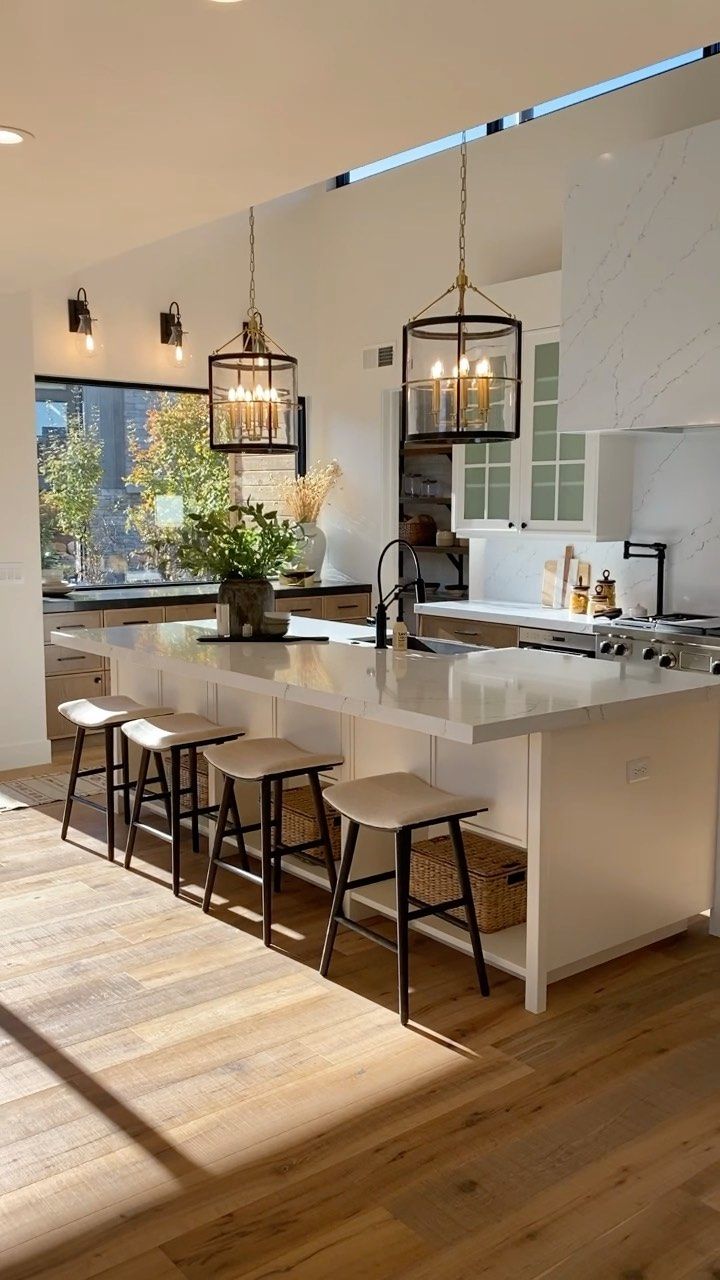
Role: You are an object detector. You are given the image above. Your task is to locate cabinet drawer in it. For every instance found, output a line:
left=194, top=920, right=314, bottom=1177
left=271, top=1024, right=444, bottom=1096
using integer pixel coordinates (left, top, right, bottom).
left=420, top=616, right=518, bottom=648
left=46, top=672, right=106, bottom=740
left=103, top=606, right=165, bottom=627
left=45, top=644, right=103, bottom=676
left=323, top=593, right=371, bottom=621
left=278, top=595, right=324, bottom=619
left=164, top=603, right=217, bottom=622
left=43, top=610, right=103, bottom=644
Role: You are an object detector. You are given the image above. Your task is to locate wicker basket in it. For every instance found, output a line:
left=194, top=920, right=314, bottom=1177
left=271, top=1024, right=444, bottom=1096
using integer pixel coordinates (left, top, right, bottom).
left=282, top=784, right=341, bottom=864
left=398, top=514, right=437, bottom=546
left=410, top=830, right=527, bottom=933
left=179, top=752, right=209, bottom=807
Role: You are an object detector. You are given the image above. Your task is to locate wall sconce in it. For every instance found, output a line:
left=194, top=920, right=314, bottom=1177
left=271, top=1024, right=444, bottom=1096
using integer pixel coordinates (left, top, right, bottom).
left=160, top=301, right=187, bottom=367
left=68, top=287, right=97, bottom=358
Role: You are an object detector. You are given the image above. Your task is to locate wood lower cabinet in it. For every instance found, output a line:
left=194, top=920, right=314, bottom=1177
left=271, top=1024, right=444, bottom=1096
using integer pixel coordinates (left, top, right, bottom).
left=46, top=671, right=106, bottom=739
left=419, top=614, right=518, bottom=648
left=164, top=603, right=217, bottom=622
left=322, top=593, right=371, bottom=622
left=103, top=606, right=165, bottom=627
left=279, top=595, right=324, bottom=619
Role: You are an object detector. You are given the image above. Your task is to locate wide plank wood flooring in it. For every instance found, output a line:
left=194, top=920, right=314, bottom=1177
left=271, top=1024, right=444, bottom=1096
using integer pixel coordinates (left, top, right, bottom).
left=0, top=789, right=719, bottom=1278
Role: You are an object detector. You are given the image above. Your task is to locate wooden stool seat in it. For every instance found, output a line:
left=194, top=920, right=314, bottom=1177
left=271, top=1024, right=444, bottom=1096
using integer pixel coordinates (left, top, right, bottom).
left=203, top=739, right=344, bottom=946
left=59, top=696, right=173, bottom=861
left=320, top=771, right=490, bottom=1025
left=123, top=716, right=245, bottom=896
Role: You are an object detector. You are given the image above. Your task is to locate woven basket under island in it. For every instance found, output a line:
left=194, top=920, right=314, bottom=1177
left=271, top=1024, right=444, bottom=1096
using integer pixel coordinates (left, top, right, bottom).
left=410, top=831, right=527, bottom=933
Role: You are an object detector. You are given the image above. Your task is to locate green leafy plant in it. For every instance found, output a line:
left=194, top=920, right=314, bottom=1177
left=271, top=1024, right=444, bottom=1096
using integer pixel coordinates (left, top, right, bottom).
left=178, top=501, right=299, bottom=581
left=39, top=417, right=103, bottom=579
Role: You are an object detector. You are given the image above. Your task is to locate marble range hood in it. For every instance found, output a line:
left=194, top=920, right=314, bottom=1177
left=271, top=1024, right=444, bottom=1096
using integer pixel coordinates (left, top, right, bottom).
left=557, top=118, right=720, bottom=435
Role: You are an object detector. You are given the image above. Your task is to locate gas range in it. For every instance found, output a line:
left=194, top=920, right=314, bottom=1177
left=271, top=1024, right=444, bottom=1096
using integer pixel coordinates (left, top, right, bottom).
left=595, top=614, right=720, bottom=674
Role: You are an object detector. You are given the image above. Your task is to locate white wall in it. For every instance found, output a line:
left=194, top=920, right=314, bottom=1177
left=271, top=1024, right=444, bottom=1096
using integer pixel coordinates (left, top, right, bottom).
left=0, top=293, right=49, bottom=768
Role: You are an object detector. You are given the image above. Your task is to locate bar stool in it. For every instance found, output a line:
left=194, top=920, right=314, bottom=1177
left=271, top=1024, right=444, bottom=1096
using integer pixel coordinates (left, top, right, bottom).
left=320, top=771, right=490, bottom=1025
left=202, top=738, right=345, bottom=946
left=123, top=713, right=245, bottom=896
left=59, top=695, right=172, bottom=860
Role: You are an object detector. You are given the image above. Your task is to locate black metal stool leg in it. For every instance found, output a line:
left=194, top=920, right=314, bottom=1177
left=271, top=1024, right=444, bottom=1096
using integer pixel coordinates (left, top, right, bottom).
left=395, top=827, right=412, bottom=1025
left=153, top=752, right=172, bottom=829
left=272, top=777, right=283, bottom=892
left=104, top=726, right=115, bottom=861
left=448, top=818, right=490, bottom=997
left=189, top=747, right=200, bottom=853
left=120, top=729, right=131, bottom=827
left=260, top=779, right=273, bottom=946
left=61, top=726, right=85, bottom=841
left=170, top=748, right=182, bottom=897
left=228, top=785, right=250, bottom=871
left=202, top=773, right=233, bottom=912
left=308, top=769, right=338, bottom=890
left=320, top=820, right=359, bottom=976
left=124, top=748, right=150, bottom=867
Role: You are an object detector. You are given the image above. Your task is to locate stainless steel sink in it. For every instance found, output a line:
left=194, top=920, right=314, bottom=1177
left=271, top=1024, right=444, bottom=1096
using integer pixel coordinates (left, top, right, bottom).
left=350, top=635, right=486, bottom=656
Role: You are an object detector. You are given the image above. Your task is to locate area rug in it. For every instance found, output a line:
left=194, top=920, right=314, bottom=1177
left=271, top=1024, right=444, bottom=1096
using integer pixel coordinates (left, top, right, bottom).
left=0, top=772, right=105, bottom=813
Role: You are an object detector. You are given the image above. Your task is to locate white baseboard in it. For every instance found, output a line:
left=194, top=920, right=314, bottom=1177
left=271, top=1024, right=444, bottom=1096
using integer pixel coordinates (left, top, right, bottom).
left=0, top=739, right=52, bottom=772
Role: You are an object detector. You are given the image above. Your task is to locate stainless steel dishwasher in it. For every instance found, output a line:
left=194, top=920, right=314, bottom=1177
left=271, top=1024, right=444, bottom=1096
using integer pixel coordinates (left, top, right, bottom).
left=517, top=626, right=596, bottom=658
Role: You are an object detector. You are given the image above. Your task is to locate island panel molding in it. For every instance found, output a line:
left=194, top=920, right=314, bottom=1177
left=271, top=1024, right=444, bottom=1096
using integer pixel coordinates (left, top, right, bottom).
left=559, top=117, right=720, bottom=434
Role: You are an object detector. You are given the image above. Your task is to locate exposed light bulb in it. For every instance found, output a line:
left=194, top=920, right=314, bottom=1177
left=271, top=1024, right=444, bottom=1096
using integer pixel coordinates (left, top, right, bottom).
left=430, top=360, right=444, bottom=379
left=85, top=333, right=95, bottom=354
left=475, top=357, right=491, bottom=377
left=458, top=355, right=470, bottom=376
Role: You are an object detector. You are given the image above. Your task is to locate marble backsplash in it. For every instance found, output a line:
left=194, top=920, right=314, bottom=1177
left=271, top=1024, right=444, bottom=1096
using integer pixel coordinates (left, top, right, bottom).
left=469, top=431, right=720, bottom=616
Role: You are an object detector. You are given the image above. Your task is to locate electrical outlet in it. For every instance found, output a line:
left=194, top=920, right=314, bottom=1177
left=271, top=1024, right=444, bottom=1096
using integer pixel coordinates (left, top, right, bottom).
left=0, top=562, right=24, bottom=584
left=626, top=757, right=650, bottom=784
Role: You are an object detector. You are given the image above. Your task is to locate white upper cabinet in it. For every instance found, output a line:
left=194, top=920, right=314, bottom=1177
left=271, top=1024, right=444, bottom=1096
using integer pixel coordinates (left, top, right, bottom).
left=453, top=324, right=633, bottom=542
left=558, top=119, right=720, bottom=434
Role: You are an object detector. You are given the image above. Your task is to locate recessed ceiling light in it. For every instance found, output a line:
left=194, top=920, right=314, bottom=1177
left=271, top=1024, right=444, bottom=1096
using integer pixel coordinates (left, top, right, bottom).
left=0, top=126, right=34, bottom=145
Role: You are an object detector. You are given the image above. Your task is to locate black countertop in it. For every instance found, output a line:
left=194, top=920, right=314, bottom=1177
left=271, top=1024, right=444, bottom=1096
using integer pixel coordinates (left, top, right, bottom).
left=42, top=576, right=371, bottom=614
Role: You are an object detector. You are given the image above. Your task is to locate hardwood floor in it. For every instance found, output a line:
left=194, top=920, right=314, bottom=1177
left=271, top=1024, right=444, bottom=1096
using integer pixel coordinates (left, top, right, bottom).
left=0, top=793, right=719, bottom=1278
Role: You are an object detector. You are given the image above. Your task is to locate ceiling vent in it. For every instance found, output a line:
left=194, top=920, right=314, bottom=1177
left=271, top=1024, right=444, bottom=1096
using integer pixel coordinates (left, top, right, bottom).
left=363, top=343, right=395, bottom=370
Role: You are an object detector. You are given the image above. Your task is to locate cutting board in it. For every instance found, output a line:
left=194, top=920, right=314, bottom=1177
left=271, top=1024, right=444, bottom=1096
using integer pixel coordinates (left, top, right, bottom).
left=541, top=552, right=590, bottom=609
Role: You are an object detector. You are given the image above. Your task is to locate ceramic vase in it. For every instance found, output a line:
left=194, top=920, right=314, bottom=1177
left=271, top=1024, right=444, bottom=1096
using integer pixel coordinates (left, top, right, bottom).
left=298, top=522, right=326, bottom=581
left=217, top=577, right=274, bottom=639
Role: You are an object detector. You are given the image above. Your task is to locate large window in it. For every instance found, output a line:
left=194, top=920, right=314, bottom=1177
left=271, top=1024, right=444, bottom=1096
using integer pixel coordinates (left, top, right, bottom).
left=36, top=378, right=227, bottom=586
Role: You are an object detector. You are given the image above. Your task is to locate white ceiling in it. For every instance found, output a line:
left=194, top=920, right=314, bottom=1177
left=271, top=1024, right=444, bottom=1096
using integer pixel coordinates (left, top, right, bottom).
left=0, top=0, right=718, bottom=292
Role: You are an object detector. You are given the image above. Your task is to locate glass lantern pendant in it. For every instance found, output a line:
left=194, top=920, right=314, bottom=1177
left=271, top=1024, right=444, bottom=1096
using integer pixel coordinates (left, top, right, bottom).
left=209, top=207, right=299, bottom=453
left=402, top=134, right=522, bottom=445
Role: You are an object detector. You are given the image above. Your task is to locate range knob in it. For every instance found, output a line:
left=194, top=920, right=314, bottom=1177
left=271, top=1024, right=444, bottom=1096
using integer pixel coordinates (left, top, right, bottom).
left=598, top=640, right=613, bottom=655
left=642, top=646, right=657, bottom=661
left=658, top=651, right=678, bottom=669
left=613, top=642, right=629, bottom=657
left=711, top=661, right=720, bottom=676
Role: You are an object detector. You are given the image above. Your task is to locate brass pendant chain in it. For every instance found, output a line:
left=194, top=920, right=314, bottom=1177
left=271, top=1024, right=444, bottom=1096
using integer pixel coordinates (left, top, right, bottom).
left=457, top=132, right=468, bottom=313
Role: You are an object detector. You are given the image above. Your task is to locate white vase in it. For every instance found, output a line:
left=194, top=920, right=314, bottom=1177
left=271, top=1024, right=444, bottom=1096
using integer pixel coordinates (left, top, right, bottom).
left=298, top=522, right=326, bottom=581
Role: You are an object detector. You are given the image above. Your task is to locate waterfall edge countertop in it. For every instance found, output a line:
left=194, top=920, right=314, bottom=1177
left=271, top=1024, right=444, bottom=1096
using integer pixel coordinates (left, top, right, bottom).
left=42, top=574, right=371, bottom=614
left=50, top=614, right=720, bottom=745
left=415, top=599, right=596, bottom=633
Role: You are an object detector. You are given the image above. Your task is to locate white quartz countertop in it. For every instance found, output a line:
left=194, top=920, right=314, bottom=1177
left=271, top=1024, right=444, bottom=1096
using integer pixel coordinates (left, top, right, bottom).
left=51, top=615, right=720, bottom=746
left=415, top=599, right=596, bottom=633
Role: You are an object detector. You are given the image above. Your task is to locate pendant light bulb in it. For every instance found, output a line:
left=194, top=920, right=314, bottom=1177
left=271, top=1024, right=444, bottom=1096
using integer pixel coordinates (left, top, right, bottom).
left=68, top=287, right=98, bottom=360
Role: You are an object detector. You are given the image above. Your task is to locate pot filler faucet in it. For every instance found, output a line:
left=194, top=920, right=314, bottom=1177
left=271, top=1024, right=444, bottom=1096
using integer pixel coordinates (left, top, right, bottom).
left=375, top=539, right=426, bottom=649
left=623, top=540, right=668, bottom=617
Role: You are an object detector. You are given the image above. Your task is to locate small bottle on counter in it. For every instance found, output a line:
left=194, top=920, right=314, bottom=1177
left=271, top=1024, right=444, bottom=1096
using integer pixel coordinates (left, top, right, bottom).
left=242, top=623, right=253, bottom=638
left=392, top=620, right=409, bottom=651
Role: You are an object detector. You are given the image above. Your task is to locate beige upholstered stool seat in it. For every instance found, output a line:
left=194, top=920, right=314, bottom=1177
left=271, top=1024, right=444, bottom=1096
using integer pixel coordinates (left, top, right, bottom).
left=204, top=737, right=344, bottom=781
left=324, top=772, right=486, bottom=831
left=122, top=712, right=244, bottom=753
left=58, top=694, right=171, bottom=730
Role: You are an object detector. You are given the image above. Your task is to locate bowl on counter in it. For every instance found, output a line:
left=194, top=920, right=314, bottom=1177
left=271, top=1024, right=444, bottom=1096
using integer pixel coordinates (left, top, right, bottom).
left=279, top=567, right=315, bottom=587
left=42, top=581, right=76, bottom=597
left=262, top=611, right=291, bottom=638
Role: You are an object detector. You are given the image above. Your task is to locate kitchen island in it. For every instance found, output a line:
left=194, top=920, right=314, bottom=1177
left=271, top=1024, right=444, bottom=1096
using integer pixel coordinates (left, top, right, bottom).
left=52, top=615, right=720, bottom=1012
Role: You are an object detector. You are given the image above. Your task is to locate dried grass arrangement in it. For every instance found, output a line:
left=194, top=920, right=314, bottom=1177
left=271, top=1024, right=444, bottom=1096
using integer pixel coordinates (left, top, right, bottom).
left=280, top=460, right=342, bottom=524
